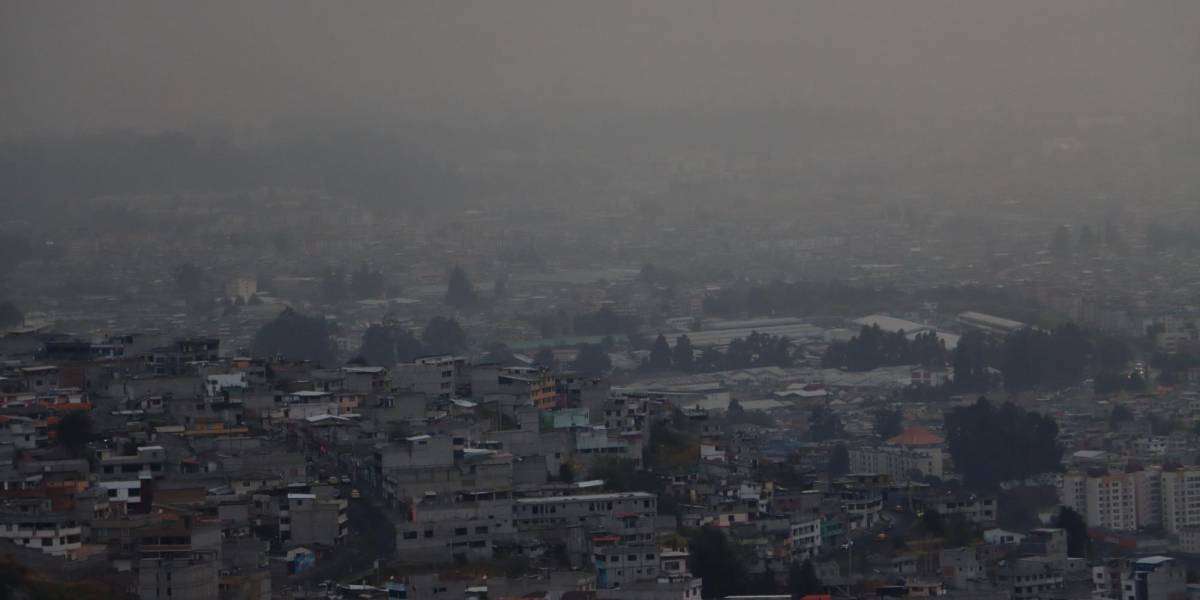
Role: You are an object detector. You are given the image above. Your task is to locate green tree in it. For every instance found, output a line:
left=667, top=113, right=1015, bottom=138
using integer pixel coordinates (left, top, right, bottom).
left=688, top=526, right=751, bottom=599
left=944, top=397, right=1063, bottom=491
left=1053, top=507, right=1090, bottom=558
left=1109, top=404, right=1133, bottom=430
left=788, top=560, right=823, bottom=598
left=444, top=265, right=477, bottom=308
left=253, top=308, right=337, bottom=364
left=752, top=565, right=779, bottom=594
left=673, top=335, right=695, bottom=372
left=922, top=508, right=945, bottom=535
left=172, top=262, right=209, bottom=294
left=533, top=347, right=559, bottom=371
left=320, top=267, right=347, bottom=303
left=573, top=307, right=639, bottom=336
left=422, top=316, right=467, bottom=355
left=558, top=462, right=575, bottom=484
left=808, top=406, right=843, bottom=441
left=55, top=411, right=93, bottom=458
left=349, top=262, right=385, bottom=299
left=1078, top=224, right=1096, bottom=255
left=648, top=334, right=672, bottom=370
left=827, top=443, right=850, bottom=477
left=0, top=301, right=22, bottom=328
left=574, top=344, right=611, bottom=376
left=359, top=322, right=425, bottom=366
left=873, top=408, right=904, bottom=439
left=1104, top=219, right=1128, bottom=255
left=1050, top=225, right=1073, bottom=259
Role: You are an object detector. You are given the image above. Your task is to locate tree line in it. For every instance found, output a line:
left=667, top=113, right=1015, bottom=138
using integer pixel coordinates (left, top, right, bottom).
left=821, top=326, right=946, bottom=371
left=644, top=331, right=795, bottom=373
left=358, top=316, right=468, bottom=366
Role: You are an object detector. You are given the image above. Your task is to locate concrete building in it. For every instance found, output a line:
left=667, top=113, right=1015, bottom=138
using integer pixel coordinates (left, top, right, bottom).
left=395, top=498, right=515, bottom=564
left=0, top=498, right=83, bottom=557
left=283, top=492, right=348, bottom=546
left=136, top=519, right=222, bottom=600
left=1120, top=556, right=1186, bottom=600
left=849, top=426, right=945, bottom=480
left=1061, top=470, right=1138, bottom=531
left=1161, top=467, right=1200, bottom=534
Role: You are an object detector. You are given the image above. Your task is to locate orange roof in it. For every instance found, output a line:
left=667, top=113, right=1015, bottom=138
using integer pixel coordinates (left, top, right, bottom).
left=888, top=426, right=944, bottom=446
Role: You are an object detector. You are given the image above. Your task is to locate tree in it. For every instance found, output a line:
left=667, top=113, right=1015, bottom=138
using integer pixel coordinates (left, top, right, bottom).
left=688, top=526, right=751, bottom=599
left=873, top=408, right=904, bottom=439
left=320, top=267, right=347, bottom=303
left=574, top=307, right=639, bottom=336
left=359, top=322, right=425, bottom=366
left=808, top=406, right=843, bottom=441
left=788, top=560, right=823, bottom=598
left=1078, top=225, right=1096, bottom=255
left=444, top=265, right=477, bottom=308
left=574, top=344, right=611, bottom=376
left=1104, top=219, right=1128, bottom=255
left=483, top=342, right=518, bottom=366
left=493, top=273, right=509, bottom=300
left=944, top=397, right=1063, bottom=491
left=533, top=348, right=559, bottom=371
left=752, top=565, right=779, bottom=595
left=557, top=462, right=575, bottom=484
left=673, top=335, right=695, bottom=372
left=1109, top=404, right=1133, bottom=430
left=172, top=262, right=212, bottom=297
left=253, top=308, right=337, bottom=364
left=648, top=334, right=672, bottom=370
left=922, top=509, right=944, bottom=535
left=1050, top=225, right=1073, bottom=260
left=0, top=301, right=22, bottom=328
left=827, top=443, right=850, bottom=477
left=55, top=411, right=93, bottom=457
left=1053, top=507, right=1090, bottom=558
left=349, top=262, right=385, bottom=299
left=422, top=316, right=467, bottom=355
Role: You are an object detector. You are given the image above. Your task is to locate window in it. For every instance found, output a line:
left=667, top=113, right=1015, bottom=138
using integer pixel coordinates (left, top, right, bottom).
left=425, top=530, right=434, bottom=538
left=475, top=526, right=488, bottom=534
left=403, top=531, right=418, bottom=540
left=454, top=528, right=467, bottom=536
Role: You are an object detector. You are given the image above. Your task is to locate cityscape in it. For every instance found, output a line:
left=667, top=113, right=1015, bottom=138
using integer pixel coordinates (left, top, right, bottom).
left=2, top=2, right=1200, bottom=600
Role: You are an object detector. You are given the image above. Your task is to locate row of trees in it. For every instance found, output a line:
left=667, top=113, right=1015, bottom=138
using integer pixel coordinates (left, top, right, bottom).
left=249, top=309, right=472, bottom=367
left=533, top=344, right=612, bottom=377
left=358, top=316, right=468, bottom=366
left=646, top=332, right=795, bottom=373
left=830, top=321, right=1136, bottom=397
left=822, top=326, right=945, bottom=371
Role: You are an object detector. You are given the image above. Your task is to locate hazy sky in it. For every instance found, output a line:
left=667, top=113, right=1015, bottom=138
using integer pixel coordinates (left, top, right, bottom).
left=2, top=1, right=1197, bottom=138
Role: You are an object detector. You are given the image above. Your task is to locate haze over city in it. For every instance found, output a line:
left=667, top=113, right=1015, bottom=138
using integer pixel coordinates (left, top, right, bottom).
left=1, top=2, right=1200, bottom=600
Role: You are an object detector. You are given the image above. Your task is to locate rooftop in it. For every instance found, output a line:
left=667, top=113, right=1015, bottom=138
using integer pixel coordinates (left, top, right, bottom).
left=888, top=426, right=944, bottom=446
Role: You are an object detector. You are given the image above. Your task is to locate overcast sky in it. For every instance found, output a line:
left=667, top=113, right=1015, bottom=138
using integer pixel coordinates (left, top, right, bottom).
left=2, top=1, right=1197, bottom=139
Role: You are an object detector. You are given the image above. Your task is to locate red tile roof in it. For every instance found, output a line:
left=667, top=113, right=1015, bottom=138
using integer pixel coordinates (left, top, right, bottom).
left=888, top=426, right=944, bottom=446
